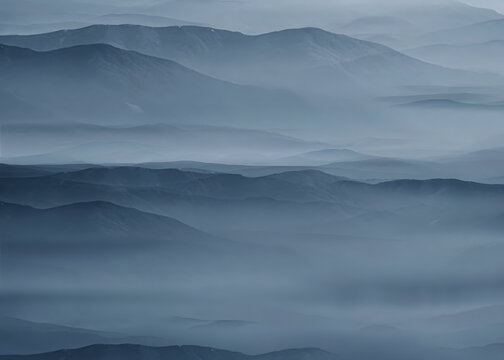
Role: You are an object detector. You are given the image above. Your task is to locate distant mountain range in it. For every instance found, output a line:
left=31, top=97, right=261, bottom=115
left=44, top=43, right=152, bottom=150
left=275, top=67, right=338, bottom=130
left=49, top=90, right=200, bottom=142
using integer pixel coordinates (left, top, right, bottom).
left=371, top=0, right=503, bottom=32
left=139, top=0, right=504, bottom=36
left=419, top=18, right=504, bottom=46
left=0, top=14, right=205, bottom=35
left=335, top=1, right=503, bottom=48
left=405, top=40, right=504, bottom=74
left=0, top=25, right=497, bottom=97
left=447, top=147, right=504, bottom=162
left=2, top=0, right=501, bottom=35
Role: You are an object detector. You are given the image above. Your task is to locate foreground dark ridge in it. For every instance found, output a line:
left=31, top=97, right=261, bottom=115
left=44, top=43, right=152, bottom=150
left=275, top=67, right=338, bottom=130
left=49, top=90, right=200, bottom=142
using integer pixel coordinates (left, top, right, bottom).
left=0, top=344, right=334, bottom=360
left=2, top=343, right=504, bottom=360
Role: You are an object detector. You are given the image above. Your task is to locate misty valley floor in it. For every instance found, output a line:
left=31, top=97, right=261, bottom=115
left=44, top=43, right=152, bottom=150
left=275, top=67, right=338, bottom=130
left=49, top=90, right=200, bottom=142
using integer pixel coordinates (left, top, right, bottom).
left=1, top=163, right=504, bottom=360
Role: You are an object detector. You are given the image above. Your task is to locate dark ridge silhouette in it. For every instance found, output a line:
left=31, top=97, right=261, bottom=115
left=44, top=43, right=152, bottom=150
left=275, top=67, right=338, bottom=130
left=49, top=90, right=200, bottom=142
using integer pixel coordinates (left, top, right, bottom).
left=0, top=344, right=335, bottom=360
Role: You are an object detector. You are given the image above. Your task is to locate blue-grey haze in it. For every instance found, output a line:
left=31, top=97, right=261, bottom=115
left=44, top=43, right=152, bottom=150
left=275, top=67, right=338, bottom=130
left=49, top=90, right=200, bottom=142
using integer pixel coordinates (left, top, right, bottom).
left=1, top=1, right=504, bottom=359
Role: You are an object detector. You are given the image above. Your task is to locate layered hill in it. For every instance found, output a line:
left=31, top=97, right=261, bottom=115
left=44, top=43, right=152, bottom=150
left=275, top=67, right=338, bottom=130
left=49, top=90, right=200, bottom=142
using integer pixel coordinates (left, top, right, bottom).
left=1, top=165, right=504, bottom=234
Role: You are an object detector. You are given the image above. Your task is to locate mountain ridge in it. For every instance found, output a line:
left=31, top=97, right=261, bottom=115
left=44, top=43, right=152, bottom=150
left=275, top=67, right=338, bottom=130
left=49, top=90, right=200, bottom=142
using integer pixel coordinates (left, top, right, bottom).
left=0, top=24, right=495, bottom=96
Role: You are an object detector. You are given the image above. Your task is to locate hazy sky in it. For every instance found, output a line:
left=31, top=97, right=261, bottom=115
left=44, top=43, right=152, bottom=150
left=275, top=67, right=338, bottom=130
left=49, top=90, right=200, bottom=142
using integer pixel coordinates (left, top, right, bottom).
left=72, top=0, right=504, bottom=12
left=464, top=0, right=504, bottom=12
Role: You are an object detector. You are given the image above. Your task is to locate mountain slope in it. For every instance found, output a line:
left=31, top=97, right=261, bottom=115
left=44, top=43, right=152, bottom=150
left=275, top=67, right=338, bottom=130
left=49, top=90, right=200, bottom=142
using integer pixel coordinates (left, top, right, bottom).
left=0, top=43, right=309, bottom=125
left=0, top=200, right=221, bottom=250
left=0, top=25, right=494, bottom=95
left=0, top=25, right=390, bottom=63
